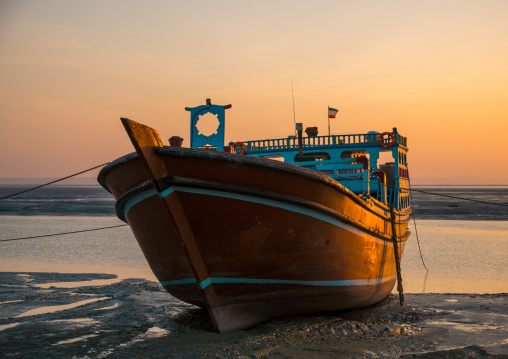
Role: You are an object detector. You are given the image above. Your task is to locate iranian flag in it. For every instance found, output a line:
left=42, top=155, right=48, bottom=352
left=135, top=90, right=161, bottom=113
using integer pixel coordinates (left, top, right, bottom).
left=328, top=107, right=339, bottom=118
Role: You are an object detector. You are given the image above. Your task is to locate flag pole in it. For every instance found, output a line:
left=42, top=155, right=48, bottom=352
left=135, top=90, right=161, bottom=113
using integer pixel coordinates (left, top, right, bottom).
left=328, top=106, right=330, bottom=136
left=292, top=82, right=296, bottom=136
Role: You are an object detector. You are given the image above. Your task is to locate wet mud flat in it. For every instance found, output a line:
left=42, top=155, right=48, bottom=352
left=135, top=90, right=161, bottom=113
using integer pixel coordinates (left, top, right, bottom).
left=1, top=272, right=507, bottom=358
left=409, top=187, right=508, bottom=221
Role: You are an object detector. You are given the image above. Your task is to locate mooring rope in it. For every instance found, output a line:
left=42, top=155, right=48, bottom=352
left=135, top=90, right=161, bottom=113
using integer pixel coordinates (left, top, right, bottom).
left=0, top=162, right=110, bottom=201
left=333, top=174, right=508, bottom=207
left=1, top=162, right=506, bottom=207
left=0, top=224, right=128, bottom=242
left=0, top=162, right=506, bottom=243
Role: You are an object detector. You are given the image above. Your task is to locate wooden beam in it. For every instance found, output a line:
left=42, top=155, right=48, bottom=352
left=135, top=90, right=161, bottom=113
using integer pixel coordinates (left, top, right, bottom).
left=390, top=204, right=404, bottom=305
left=120, top=117, right=225, bottom=331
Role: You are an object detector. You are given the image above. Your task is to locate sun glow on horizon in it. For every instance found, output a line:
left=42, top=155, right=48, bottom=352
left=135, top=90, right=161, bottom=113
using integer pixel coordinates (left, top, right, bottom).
left=1, top=1, right=507, bottom=183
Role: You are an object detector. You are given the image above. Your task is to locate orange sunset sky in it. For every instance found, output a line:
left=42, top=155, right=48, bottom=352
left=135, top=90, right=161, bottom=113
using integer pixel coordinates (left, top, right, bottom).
left=1, top=1, right=507, bottom=184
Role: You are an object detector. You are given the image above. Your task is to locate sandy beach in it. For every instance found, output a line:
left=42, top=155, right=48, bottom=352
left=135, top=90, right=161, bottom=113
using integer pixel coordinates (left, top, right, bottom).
left=1, top=272, right=507, bottom=358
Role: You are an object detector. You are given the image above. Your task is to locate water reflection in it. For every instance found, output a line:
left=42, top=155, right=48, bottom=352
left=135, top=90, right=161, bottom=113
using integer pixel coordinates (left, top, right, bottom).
left=36, top=278, right=121, bottom=289
left=421, top=270, right=429, bottom=294
left=401, top=220, right=508, bottom=293
left=1, top=216, right=507, bottom=294
left=14, top=297, right=110, bottom=318
left=52, top=334, right=98, bottom=346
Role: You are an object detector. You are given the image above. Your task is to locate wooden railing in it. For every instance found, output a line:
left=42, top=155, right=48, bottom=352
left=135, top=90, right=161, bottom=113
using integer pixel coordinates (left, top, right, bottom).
left=240, top=132, right=407, bottom=151
left=396, top=134, right=407, bottom=147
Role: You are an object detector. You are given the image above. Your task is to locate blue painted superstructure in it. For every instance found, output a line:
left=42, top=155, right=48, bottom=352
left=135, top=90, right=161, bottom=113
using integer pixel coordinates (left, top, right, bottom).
left=185, top=101, right=230, bottom=149
left=183, top=100, right=409, bottom=211
left=226, top=131, right=409, bottom=211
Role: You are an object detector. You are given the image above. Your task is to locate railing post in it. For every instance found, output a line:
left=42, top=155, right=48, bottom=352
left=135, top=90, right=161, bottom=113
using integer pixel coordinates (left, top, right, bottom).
left=363, top=169, right=370, bottom=194
left=296, top=123, right=303, bottom=157
left=356, top=156, right=370, bottom=196
left=392, top=127, right=399, bottom=145
left=373, top=171, right=387, bottom=204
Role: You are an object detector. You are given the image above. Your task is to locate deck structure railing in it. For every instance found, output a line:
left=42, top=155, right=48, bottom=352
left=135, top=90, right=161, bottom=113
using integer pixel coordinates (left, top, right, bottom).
left=230, top=131, right=408, bottom=209
left=241, top=133, right=407, bottom=152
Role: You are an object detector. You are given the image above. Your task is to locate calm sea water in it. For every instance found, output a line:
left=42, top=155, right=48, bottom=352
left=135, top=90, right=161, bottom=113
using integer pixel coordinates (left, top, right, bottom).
left=0, top=185, right=507, bottom=293
left=0, top=185, right=115, bottom=216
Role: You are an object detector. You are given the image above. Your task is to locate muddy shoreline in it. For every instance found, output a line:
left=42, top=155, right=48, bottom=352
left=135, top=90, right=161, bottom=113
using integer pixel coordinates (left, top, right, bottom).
left=1, top=272, right=507, bottom=358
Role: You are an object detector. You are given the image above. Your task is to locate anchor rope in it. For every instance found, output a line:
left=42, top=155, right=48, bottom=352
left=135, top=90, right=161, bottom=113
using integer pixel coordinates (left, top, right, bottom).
left=0, top=224, right=128, bottom=242
left=0, top=163, right=110, bottom=201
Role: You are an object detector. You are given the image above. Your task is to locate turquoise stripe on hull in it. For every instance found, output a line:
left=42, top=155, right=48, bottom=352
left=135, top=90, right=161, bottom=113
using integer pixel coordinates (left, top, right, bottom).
left=123, top=187, right=175, bottom=220
left=123, top=188, right=158, bottom=219
left=160, top=187, right=175, bottom=198
left=122, top=184, right=377, bottom=242
left=160, top=278, right=198, bottom=286
left=170, top=185, right=369, bottom=238
left=160, top=276, right=397, bottom=289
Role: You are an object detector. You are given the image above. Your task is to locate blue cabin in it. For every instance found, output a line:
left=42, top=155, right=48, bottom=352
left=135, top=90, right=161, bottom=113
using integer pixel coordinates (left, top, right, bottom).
left=229, top=128, right=409, bottom=211
left=185, top=100, right=410, bottom=211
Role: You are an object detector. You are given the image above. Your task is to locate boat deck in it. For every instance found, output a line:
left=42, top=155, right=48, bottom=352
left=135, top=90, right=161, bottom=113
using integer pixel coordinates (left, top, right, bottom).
left=230, top=130, right=410, bottom=211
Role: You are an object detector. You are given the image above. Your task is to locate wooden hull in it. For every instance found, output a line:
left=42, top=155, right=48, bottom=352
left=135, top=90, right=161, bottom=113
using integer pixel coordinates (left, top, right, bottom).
left=99, top=147, right=411, bottom=331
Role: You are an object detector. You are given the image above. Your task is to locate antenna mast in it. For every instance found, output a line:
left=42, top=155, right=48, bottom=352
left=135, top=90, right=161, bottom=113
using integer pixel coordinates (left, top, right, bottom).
left=291, top=81, right=296, bottom=136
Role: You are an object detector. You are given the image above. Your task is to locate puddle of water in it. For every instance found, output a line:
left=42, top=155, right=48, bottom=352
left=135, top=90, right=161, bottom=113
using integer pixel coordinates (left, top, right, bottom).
left=426, top=321, right=502, bottom=332
left=52, top=334, right=98, bottom=346
left=0, top=300, right=23, bottom=305
left=118, top=326, right=170, bottom=347
left=36, top=278, right=121, bottom=289
left=70, top=293, right=100, bottom=297
left=93, top=303, right=119, bottom=311
left=16, top=274, right=34, bottom=282
left=0, top=322, right=21, bottom=331
left=50, top=318, right=98, bottom=325
left=14, top=297, right=110, bottom=318
left=145, top=326, right=170, bottom=337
